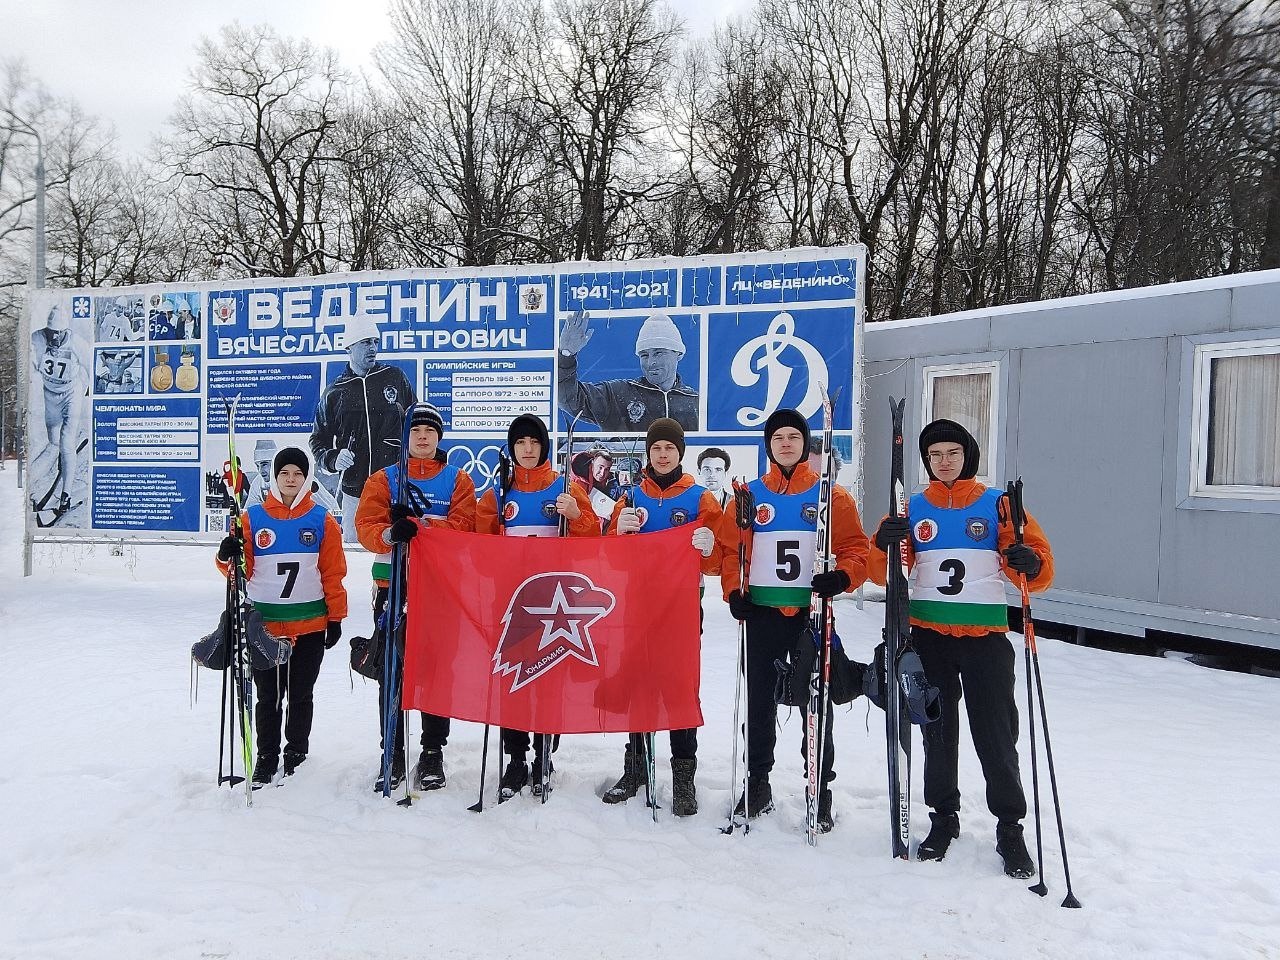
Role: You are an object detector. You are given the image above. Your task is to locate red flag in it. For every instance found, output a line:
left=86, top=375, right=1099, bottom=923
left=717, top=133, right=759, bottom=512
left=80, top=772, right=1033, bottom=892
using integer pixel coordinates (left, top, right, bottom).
left=401, top=525, right=704, bottom=734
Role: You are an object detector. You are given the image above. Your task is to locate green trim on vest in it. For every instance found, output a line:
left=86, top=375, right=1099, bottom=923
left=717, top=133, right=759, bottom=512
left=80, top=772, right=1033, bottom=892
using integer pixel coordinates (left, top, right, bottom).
left=910, top=598, right=1008, bottom=629
left=750, top=584, right=812, bottom=607
left=371, top=560, right=392, bottom=582
left=253, top=598, right=329, bottom=623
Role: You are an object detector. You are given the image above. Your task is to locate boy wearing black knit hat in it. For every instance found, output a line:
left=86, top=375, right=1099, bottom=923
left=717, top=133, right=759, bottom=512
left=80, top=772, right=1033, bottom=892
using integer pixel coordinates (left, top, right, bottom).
left=714, top=408, right=870, bottom=833
left=868, top=418, right=1054, bottom=878
left=603, top=417, right=723, bottom=816
left=476, top=414, right=601, bottom=800
left=354, top=404, right=477, bottom=793
left=216, top=447, right=348, bottom=788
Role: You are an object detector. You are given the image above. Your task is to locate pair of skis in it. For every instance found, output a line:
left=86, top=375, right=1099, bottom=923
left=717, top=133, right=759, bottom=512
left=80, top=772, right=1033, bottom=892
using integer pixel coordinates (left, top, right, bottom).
left=216, top=397, right=255, bottom=805
left=378, top=403, right=429, bottom=806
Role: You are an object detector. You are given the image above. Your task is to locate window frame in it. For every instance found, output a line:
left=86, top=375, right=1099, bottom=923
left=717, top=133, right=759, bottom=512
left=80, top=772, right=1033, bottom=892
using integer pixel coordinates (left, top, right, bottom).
left=919, top=359, right=1002, bottom=487
left=1189, top=337, right=1280, bottom=500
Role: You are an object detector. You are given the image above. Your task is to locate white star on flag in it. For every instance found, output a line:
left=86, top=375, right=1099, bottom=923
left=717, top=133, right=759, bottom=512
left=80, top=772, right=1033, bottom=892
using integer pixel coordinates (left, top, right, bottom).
left=521, top=581, right=610, bottom=653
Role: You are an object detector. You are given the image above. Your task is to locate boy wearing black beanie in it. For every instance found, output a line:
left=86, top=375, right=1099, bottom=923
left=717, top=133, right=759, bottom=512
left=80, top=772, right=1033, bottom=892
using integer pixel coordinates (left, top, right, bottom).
left=603, top=417, right=723, bottom=817
left=475, top=414, right=601, bottom=799
left=354, top=404, right=477, bottom=794
left=868, top=418, right=1054, bottom=878
left=714, top=408, right=870, bottom=833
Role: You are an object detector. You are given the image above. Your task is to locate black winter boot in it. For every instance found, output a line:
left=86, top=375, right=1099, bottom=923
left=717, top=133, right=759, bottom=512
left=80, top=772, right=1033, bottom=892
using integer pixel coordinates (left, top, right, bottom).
left=415, top=749, right=446, bottom=791
left=917, top=812, right=960, bottom=861
left=815, top=789, right=834, bottom=834
left=251, top=755, right=278, bottom=790
left=733, top=774, right=773, bottom=818
left=671, top=758, right=698, bottom=817
left=372, top=753, right=406, bottom=793
left=498, top=758, right=529, bottom=802
left=282, top=749, right=306, bottom=777
left=602, top=741, right=645, bottom=804
left=530, top=751, right=554, bottom=798
left=996, top=822, right=1035, bottom=879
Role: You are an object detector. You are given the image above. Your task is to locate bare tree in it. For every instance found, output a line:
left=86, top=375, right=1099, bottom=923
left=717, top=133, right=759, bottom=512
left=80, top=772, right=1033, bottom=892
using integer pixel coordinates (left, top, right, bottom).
left=380, top=0, right=547, bottom=266
left=162, top=23, right=352, bottom=277
left=515, top=0, right=684, bottom=261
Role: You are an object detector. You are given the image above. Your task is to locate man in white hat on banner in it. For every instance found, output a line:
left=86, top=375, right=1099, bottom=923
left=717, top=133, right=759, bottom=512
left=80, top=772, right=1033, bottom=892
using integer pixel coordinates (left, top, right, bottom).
left=309, top=312, right=417, bottom=541
left=557, top=311, right=699, bottom=431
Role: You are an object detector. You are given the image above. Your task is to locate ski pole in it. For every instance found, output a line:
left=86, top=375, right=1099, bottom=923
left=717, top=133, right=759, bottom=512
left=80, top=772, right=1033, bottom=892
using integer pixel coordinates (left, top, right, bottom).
left=1003, top=486, right=1046, bottom=896
left=1008, top=478, right=1081, bottom=909
left=721, top=480, right=753, bottom=834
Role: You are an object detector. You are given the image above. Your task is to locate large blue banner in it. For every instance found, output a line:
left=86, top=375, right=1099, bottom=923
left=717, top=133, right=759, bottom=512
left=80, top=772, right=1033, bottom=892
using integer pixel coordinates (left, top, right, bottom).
left=27, top=249, right=864, bottom=538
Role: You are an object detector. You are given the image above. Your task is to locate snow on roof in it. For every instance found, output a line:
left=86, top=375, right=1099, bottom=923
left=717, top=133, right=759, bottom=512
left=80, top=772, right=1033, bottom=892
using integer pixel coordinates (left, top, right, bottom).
left=871, top=268, right=1280, bottom=330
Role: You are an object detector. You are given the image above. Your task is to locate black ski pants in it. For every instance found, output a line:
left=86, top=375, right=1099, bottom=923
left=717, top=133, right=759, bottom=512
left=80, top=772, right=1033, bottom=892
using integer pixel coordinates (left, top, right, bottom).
left=253, top=630, right=326, bottom=765
left=744, top=607, right=834, bottom=784
left=913, top=627, right=1027, bottom=825
left=501, top=729, right=559, bottom=761
left=373, top=586, right=450, bottom=759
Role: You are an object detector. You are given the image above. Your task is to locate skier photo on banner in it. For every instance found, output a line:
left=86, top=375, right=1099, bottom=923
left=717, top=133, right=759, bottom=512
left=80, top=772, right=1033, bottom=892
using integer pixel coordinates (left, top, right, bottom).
left=475, top=413, right=600, bottom=802
left=868, top=418, right=1054, bottom=878
left=602, top=417, right=722, bottom=817
left=215, top=446, right=348, bottom=789
left=29, top=301, right=90, bottom=526
left=714, top=408, right=871, bottom=834
left=354, top=403, right=476, bottom=794
left=311, top=313, right=417, bottom=541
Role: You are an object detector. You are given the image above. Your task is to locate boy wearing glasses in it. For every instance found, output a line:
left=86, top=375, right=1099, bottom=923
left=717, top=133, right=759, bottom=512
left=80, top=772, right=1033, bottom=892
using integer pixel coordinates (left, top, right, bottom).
left=868, top=418, right=1054, bottom=879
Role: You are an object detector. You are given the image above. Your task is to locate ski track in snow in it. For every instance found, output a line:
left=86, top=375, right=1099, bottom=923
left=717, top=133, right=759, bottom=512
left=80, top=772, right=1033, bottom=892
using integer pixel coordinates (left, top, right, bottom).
left=0, top=480, right=1277, bottom=960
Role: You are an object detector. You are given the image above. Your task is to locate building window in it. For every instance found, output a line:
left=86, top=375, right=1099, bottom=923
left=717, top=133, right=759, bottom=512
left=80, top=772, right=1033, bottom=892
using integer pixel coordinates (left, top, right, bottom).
left=921, top=361, right=999, bottom=484
left=1194, top=340, right=1280, bottom=496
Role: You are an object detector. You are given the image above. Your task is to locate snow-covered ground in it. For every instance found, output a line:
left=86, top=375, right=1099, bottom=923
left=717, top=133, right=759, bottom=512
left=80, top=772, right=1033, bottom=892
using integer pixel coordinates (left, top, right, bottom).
left=1, top=477, right=1277, bottom=960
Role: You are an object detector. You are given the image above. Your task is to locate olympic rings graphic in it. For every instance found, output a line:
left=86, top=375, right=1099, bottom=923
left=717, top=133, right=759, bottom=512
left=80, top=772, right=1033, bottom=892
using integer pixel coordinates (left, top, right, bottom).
left=447, top=443, right=505, bottom=492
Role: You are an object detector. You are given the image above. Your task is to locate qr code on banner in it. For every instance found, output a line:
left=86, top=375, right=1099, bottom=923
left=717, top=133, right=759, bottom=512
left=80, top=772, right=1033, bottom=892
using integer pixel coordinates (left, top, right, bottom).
left=207, top=514, right=228, bottom=534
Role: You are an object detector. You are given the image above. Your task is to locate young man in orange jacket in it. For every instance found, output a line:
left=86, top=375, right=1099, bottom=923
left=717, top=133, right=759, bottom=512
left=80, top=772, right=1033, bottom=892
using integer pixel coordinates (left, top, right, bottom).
left=216, top=447, right=348, bottom=788
left=715, top=409, right=870, bottom=833
left=354, top=404, right=476, bottom=793
left=868, top=418, right=1054, bottom=878
left=476, top=413, right=600, bottom=799
left=603, top=417, right=722, bottom=816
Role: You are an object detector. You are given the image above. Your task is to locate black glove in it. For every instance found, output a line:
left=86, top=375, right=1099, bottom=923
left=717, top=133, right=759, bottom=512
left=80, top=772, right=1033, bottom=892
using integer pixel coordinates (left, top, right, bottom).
left=874, top=516, right=910, bottom=551
left=390, top=503, right=414, bottom=522
left=728, top=590, right=761, bottom=622
left=324, top=621, right=343, bottom=649
left=389, top=517, right=419, bottom=543
left=216, top=535, right=242, bottom=562
left=811, top=568, right=851, bottom=598
left=1003, top=544, right=1041, bottom=578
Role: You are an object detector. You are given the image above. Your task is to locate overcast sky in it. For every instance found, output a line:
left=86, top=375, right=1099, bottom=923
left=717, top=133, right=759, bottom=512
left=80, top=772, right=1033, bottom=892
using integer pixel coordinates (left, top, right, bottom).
left=1, top=0, right=753, bottom=155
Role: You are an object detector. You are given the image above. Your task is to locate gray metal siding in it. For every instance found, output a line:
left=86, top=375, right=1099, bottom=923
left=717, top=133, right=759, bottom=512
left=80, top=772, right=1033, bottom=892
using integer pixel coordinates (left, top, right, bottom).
left=861, top=270, right=1280, bottom=650
left=1013, top=340, right=1167, bottom=602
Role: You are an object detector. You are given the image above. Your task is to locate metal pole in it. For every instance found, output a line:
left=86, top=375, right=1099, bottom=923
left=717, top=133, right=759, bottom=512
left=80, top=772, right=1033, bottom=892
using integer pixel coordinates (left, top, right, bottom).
left=19, top=127, right=45, bottom=576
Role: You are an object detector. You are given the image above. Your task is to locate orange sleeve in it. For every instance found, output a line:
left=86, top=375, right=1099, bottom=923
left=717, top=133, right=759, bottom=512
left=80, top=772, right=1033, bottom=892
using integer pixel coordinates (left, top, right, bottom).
left=427, top=469, right=477, bottom=532
left=865, top=512, right=918, bottom=587
left=319, top=512, right=348, bottom=621
left=830, top=486, right=870, bottom=591
left=714, top=504, right=753, bottom=598
left=696, top=490, right=724, bottom=576
left=355, top=469, right=394, bottom=554
left=475, top=488, right=500, bottom=535
left=997, top=508, right=1054, bottom=592
left=567, top=483, right=602, bottom=537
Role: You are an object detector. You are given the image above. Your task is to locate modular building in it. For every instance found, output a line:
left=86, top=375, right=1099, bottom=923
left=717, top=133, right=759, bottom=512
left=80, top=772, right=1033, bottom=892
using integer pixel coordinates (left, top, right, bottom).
left=861, top=270, right=1280, bottom=653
